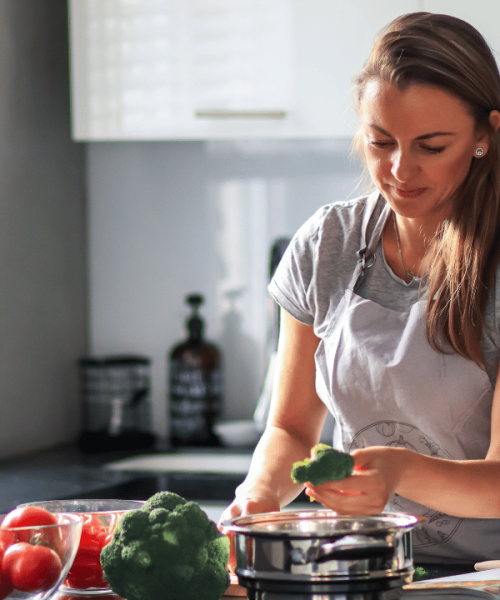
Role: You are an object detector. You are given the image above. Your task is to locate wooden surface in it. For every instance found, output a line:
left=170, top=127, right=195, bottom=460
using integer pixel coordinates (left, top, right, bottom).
left=223, top=574, right=247, bottom=597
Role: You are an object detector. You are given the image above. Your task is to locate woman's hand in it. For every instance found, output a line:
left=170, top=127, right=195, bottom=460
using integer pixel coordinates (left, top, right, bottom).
left=218, top=492, right=280, bottom=526
left=218, top=489, right=280, bottom=574
left=304, top=446, right=406, bottom=515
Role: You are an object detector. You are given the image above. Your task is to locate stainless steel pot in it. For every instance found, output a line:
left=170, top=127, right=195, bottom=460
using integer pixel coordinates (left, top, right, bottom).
left=222, top=510, right=419, bottom=595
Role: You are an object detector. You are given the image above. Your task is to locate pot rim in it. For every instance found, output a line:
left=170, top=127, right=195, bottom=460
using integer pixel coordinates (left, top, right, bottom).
left=221, top=510, right=420, bottom=538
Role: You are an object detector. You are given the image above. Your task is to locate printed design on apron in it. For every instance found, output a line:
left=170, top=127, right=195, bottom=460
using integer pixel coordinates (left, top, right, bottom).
left=314, top=191, right=494, bottom=558
left=410, top=508, right=462, bottom=548
left=349, top=420, right=454, bottom=458
left=349, top=420, right=463, bottom=548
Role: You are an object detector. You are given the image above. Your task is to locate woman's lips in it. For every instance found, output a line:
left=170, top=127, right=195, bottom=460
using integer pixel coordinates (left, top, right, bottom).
left=393, top=187, right=427, bottom=198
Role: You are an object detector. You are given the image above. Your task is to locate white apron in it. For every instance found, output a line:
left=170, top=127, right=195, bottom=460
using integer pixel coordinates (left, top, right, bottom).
left=314, top=192, right=500, bottom=565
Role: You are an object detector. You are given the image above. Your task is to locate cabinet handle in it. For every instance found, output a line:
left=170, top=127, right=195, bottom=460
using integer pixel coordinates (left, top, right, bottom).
left=195, top=109, right=287, bottom=119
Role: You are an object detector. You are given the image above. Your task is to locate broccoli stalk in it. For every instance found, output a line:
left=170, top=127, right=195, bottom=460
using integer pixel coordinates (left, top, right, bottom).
left=291, top=443, right=354, bottom=486
left=100, top=491, right=230, bottom=600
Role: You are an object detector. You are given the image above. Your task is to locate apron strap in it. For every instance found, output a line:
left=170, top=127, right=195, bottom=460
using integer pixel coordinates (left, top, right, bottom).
left=348, top=191, right=390, bottom=292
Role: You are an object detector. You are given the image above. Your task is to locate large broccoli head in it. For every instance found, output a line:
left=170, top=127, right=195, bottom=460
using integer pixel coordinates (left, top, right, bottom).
left=291, top=443, right=354, bottom=486
left=100, top=491, right=230, bottom=600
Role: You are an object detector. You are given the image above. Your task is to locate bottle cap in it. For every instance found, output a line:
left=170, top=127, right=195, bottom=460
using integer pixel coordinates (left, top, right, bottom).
left=186, top=293, right=204, bottom=340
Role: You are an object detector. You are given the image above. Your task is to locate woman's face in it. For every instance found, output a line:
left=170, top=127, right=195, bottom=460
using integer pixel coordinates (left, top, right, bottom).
left=359, top=80, right=487, bottom=223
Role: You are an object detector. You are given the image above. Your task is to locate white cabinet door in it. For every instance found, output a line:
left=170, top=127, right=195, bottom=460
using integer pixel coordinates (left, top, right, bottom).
left=70, top=0, right=295, bottom=140
left=69, top=0, right=419, bottom=140
left=421, top=1, right=500, bottom=62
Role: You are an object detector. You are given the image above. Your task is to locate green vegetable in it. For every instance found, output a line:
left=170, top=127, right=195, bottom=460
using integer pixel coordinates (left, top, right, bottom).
left=413, top=566, right=430, bottom=581
left=100, top=491, right=230, bottom=600
left=291, top=443, right=354, bottom=485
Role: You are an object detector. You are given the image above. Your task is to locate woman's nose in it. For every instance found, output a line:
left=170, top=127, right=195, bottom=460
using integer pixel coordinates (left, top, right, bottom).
left=391, top=150, right=418, bottom=182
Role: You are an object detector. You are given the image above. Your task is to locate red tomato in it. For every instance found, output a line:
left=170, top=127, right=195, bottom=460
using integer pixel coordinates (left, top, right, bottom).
left=64, top=563, right=108, bottom=590
left=3, top=542, right=62, bottom=592
left=78, top=515, right=110, bottom=555
left=64, top=513, right=113, bottom=589
left=0, top=572, right=13, bottom=600
left=0, top=531, right=16, bottom=549
left=1, top=507, right=61, bottom=556
left=0, top=537, right=14, bottom=597
left=0, top=538, right=12, bottom=563
left=1, top=507, right=58, bottom=530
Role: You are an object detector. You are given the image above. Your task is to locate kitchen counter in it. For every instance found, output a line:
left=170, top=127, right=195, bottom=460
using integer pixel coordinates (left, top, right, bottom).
left=0, top=444, right=486, bottom=598
left=0, top=443, right=257, bottom=517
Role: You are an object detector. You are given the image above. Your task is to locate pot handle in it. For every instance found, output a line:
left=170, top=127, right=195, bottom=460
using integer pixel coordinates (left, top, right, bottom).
left=290, top=535, right=393, bottom=564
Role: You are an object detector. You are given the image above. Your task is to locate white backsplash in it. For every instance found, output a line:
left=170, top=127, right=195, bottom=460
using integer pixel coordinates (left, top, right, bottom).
left=86, top=139, right=363, bottom=441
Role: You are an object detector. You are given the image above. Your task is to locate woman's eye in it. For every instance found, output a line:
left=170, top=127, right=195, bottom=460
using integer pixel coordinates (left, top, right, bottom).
left=368, top=140, right=392, bottom=148
left=421, top=145, right=446, bottom=154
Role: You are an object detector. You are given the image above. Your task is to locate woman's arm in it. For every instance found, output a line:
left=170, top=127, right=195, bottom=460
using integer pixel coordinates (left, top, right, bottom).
left=219, top=310, right=327, bottom=523
left=306, top=361, right=500, bottom=518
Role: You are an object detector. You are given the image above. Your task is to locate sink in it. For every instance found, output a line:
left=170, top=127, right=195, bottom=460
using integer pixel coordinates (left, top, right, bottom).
left=104, top=452, right=312, bottom=518
left=105, top=453, right=253, bottom=475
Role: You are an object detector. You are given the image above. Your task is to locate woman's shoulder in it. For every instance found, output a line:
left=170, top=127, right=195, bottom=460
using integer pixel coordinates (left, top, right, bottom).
left=268, top=194, right=377, bottom=327
left=310, top=194, right=371, bottom=223
left=296, top=193, right=375, bottom=246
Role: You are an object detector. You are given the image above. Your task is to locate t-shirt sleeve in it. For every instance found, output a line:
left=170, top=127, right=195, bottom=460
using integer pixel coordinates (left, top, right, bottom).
left=268, top=208, right=325, bottom=326
left=268, top=197, right=366, bottom=333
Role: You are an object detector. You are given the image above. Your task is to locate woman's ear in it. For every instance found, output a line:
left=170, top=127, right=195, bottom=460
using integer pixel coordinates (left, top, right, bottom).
left=474, top=110, right=500, bottom=157
left=489, top=109, right=500, bottom=132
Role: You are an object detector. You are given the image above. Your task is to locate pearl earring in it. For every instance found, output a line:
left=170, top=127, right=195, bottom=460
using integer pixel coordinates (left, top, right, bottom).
left=475, top=147, right=485, bottom=157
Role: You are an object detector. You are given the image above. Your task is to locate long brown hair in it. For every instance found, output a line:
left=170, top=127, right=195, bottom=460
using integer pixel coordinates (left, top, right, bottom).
left=354, top=12, right=500, bottom=367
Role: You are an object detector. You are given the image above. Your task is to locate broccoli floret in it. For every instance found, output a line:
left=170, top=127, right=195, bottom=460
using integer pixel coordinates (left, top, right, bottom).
left=144, top=490, right=186, bottom=512
left=101, top=491, right=230, bottom=600
left=413, top=566, right=430, bottom=581
left=291, top=443, right=354, bottom=485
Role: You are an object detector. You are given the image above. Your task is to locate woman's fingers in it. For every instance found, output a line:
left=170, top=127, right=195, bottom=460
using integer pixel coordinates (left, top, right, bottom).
left=305, top=481, right=387, bottom=515
left=218, top=494, right=280, bottom=573
left=304, top=455, right=394, bottom=515
left=218, top=495, right=280, bottom=529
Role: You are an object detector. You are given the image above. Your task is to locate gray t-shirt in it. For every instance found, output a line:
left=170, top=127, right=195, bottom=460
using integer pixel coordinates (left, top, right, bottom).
left=269, top=194, right=500, bottom=565
left=269, top=194, right=500, bottom=388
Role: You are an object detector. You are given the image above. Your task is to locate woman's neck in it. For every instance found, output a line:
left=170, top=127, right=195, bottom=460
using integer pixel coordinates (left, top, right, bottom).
left=384, top=211, right=442, bottom=282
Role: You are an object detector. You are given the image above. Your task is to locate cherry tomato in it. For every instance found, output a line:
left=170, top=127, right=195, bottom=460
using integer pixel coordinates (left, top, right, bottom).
left=64, top=513, right=115, bottom=589
left=64, top=563, right=108, bottom=590
left=1, top=506, right=62, bottom=556
left=3, top=542, right=62, bottom=592
left=78, top=515, right=110, bottom=555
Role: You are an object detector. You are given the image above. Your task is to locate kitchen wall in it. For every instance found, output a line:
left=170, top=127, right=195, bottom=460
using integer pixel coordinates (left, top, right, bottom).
left=0, top=0, right=364, bottom=456
left=86, top=139, right=364, bottom=441
left=0, top=0, right=87, bottom=458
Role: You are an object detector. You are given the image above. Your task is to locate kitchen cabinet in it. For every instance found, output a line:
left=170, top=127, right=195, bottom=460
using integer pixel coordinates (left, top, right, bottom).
left=69, top=0, right=419, bottom=140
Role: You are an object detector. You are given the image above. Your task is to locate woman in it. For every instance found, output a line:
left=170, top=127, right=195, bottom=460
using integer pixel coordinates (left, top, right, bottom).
left=220, top=12, right=500, bottom=567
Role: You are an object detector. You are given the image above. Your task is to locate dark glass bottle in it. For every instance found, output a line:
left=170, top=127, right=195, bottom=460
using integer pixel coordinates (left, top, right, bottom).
left=168, top=294, right=223, bottom=446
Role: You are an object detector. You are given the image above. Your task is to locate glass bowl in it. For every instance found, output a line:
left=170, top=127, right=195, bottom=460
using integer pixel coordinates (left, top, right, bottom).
left=17, top=500, right=144, bottom=597
left=0, top=510, right=82, bottom=600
